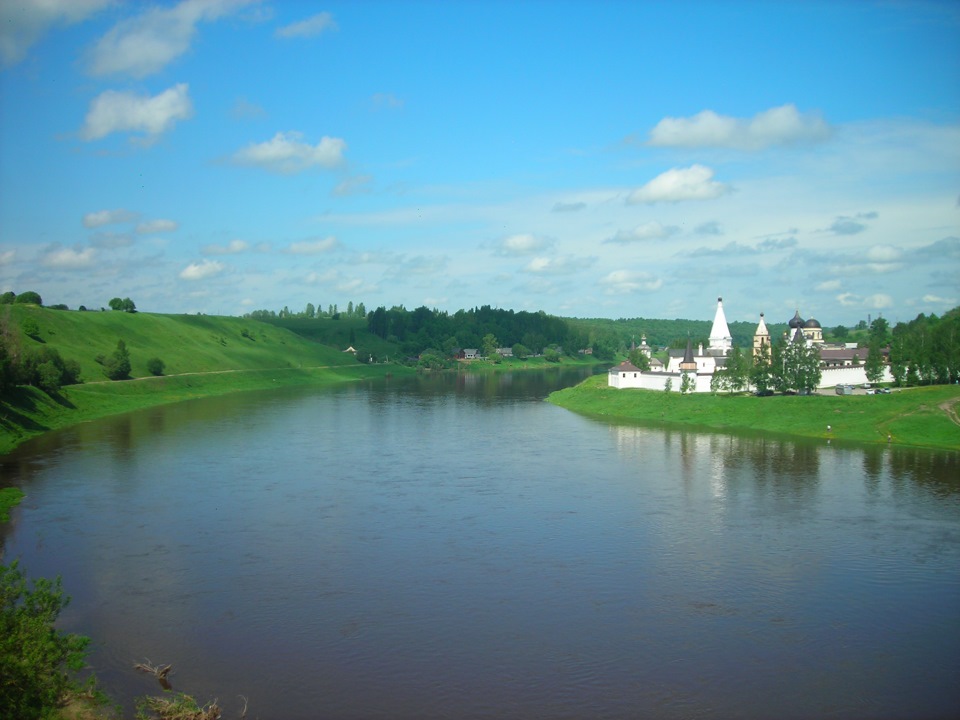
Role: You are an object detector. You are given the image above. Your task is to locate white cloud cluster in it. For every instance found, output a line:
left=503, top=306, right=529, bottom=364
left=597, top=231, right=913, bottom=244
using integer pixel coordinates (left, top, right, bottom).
left=87, top=0, right=257, bottom=78
left=598, top=270, right=663, bottom=295
left=0, top=0, right=110, bottom=68
left=203, top=239, right=249, bottom=255
left=232, top=132, right=346, bottom=173
left=41, top=246, right=96, bottom=269
left=627, top=165, right=730, bottom=204
left=837, top=292, right=893, bottom=309
left=137, top=219, right=179, bottom=234
left=275, top=12, right=337, bottom=39
left=180, top=259, right=224, bottom=280
left=648, top=104, right=831, bottom=150
left=495, top=234, right=553, bottom=256
left=83, top=208, right=139, bottom=228
left=522, top=255, right=594, bottom=275
left=604, top=221, right=679, bottom=244
left=0, top=250, right=16, bottom=266
left=81, top=84, right=193, bottom=141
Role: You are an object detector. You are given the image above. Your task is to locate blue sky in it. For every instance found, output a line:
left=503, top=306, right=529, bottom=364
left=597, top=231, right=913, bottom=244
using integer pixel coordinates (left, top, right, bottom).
left=1, top=0, right=958, bottom=327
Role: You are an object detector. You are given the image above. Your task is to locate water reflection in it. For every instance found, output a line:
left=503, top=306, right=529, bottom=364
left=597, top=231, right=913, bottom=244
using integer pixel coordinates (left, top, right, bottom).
left=1, top=370, right=959, bottom=720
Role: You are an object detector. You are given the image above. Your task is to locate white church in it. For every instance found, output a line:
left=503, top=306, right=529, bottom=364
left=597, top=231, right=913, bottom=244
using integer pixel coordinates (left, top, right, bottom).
left=608, top=297, right=892, bottom=393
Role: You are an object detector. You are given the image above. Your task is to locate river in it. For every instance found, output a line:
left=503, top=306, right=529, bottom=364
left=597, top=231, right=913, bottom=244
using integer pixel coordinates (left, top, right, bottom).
left=2, top=368, right=959, bottom=719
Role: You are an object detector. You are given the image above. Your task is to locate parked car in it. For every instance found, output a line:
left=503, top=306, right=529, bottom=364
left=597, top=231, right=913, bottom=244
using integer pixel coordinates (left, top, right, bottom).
left=878, top=387, right=891, bottom=394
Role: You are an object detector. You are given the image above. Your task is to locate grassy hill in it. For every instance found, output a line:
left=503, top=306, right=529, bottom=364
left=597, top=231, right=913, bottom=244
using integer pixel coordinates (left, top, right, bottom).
left=7, top=305, right=360, bottom=380
left=1, top=306, right=399, bottom=453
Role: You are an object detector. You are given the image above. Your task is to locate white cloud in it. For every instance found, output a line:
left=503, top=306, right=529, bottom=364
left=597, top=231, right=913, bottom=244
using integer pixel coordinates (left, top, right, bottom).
left=0, top=249, right=15, bottom=266
left=604, top=221, right=679, bottom=244
left=627, top=165, right=730, bottom=204
left=82, top=208, right=139, bottom=228
left=41, top=246, right=96, bottom=269
left=137, top=219, right=178, bottom=234
left=203, top=239, right=249, bottom=255
left=866, top=245, right=902, bottom=263
left=275, top=11, right=337, bottom=38
left=648, top=104, right=831, bottom=150
left=522, top=255, right=594, bottom=275
left=815, top=280, right=842, bottom=292
left=0, top=0, right=111, bottom=68
left=835, top=292, right=893, bottom=310
left=232, top=131, right=346, bottom=173
left=922, top=294, right=958, bottom=305
left=87, top=0, right=257, bottom=78
left=90, top=231, right=133, bottom=249
left=495, top=233, right=553, bottom=256
left=286, top=236, right=339, bottom=254
left=81, top=84, right=193, bottom=141
left=179, top=259, right=224, bottom=280
left=598, top=270, right=663, bottom=294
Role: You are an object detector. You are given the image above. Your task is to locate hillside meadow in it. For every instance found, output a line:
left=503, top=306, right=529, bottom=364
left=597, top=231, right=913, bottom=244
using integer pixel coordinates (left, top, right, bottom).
left=548, top=374, right=960, bottom=451
left=0, top=306, right=408, bottom=454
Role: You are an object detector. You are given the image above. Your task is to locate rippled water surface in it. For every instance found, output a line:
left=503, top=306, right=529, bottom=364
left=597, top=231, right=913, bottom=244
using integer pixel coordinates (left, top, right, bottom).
left=2, top=370, right=959, bottom=719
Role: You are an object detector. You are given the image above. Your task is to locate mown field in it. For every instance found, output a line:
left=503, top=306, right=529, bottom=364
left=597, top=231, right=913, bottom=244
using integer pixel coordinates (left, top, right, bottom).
left=548, top=374, right=960, bottom=450
left=0, top=306, right=405, bottom=454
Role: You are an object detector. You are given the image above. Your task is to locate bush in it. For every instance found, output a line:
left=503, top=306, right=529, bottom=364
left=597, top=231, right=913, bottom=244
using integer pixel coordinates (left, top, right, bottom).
left=146, top=357, right=165, bottom=376
left=103, top=340, right=131, bottom=380
left=14, top=291, right=42, bottom=306
left=0, top=562, right=91, bottom=720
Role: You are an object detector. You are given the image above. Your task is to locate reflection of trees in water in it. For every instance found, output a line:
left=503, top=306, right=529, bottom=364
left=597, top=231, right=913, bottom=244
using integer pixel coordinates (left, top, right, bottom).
left=888, top=448, right=960, bottom=496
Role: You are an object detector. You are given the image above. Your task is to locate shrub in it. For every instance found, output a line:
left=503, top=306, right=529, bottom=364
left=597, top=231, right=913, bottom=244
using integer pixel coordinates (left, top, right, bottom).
left=103, top=340, right=131, bottom=380
left=0, top=562, right=91, bottom=720
left=146, top=357, right=165, bottom=376
left=14, top=291, right=42, bottom=306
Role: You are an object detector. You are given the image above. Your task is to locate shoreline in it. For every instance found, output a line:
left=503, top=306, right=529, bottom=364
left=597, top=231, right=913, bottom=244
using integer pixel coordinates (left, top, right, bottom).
left=547, top=375, right=960, bottom=451
left=0, top=364, right=412, bottom=456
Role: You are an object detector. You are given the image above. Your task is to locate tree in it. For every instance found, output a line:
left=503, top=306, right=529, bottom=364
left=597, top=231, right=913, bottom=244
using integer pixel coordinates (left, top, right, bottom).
left=481, top=333, right=499, bottom=360
left=750, top=341, right=775, bottom=395
left=628, top=348, right=651, bottom=371
left=723, top=347, right=749, bottom=393
left=0, top=562, right=91, bottom=720
left=20, top=318, right=40, bottom=339
left=512, top=343, right=530, bottom=359
left=680, top=371, right=694, bottom=394
left=779, top=338, right=822, bottom=393
left=147, top=357, right=165, bottom=376
left=103, top=339, right=131, bottom=380
left=1, top=292, right=16, bottom=304
left=864, top=340, right=885, bottom=385
left=305, top=303, right=315, bottom=318
left=833, top=325, right=849, bottom=339
left=15, top=291, right=42, bottom=306
left=109, top=297, right=136, bottom=313
left=664, top=377, right=673, bottom=393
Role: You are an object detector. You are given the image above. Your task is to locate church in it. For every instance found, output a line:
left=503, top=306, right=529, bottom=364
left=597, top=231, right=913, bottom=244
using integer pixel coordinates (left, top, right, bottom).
left=608, top=298, right=891, bottom=392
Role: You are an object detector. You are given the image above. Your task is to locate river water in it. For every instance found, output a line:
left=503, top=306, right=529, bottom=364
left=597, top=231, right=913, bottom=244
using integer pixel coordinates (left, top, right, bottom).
left=1, top=369, right=959, bottom=719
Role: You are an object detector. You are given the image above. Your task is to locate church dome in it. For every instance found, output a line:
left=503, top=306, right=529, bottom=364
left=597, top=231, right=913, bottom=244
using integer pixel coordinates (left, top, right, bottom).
left=788, top=310, right=805, bottom=328
left=804, top=317, right=822, bottom=329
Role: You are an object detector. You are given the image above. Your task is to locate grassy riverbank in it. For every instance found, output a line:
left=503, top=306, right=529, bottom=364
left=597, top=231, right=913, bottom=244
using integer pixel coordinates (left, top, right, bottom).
left=548, top=375, right=960, bottom=450
left=0, top=306, right=416, bottom=455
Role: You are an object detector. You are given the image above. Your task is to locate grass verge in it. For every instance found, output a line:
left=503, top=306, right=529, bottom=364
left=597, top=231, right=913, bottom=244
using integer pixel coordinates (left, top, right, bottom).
left=547, top=375, right=960, bottom=450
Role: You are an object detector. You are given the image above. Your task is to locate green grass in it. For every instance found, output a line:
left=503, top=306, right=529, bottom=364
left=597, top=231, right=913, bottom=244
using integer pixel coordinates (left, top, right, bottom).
left=0, top=488, right=24, bottom=523
left=547, top=375, right=960, bottom=450
left=1, top=306, right=412, bottom=454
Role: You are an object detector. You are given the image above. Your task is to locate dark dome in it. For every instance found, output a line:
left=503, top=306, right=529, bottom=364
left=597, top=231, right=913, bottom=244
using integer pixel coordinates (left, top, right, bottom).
left=788, top=310, right=805, bottom=328
left=804, top=318, right=822, bottom=329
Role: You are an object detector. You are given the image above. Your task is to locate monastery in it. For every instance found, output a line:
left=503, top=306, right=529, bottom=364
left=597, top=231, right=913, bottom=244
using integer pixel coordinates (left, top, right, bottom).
left=609, top=297, right=892, bottom=392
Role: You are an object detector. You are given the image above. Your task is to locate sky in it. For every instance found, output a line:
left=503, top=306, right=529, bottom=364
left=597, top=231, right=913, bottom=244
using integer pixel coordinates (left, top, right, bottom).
left=0, top=0, right=958, bottom=327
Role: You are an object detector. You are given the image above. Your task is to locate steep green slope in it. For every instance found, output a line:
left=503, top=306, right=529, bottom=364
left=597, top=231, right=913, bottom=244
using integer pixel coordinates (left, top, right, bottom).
left=5, top=306, right=356, bottom=380
left=0, top=306, right=395, bottom=454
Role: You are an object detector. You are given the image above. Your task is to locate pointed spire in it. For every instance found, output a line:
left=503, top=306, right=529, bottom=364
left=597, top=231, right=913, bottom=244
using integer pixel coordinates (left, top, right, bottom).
left=709, top=296, right=733, bottom=356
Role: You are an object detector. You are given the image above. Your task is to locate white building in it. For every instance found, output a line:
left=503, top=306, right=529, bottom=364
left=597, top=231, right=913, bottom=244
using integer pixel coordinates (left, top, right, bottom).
left=609, top=297, right=891, bottom=392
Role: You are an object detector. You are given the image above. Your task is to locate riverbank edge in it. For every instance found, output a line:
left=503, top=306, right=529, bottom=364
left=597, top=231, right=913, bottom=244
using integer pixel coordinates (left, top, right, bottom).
left=547, top=375, right=960, bottom=451
left=0, top=364, right=414, bottom=456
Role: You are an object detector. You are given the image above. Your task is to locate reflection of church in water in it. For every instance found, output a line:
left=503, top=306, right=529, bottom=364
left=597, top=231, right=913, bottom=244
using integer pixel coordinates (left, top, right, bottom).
left=610, top=297, right=889, bottom=391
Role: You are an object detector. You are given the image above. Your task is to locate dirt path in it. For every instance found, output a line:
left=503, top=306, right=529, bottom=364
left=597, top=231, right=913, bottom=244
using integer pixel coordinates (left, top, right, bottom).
left=939, top=398, right=960, bottom=427
left=81, top=366, right=336, bottom=386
